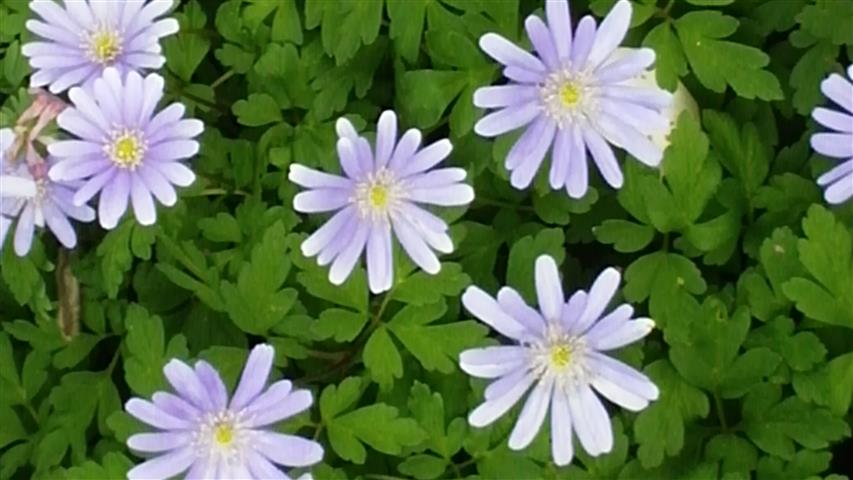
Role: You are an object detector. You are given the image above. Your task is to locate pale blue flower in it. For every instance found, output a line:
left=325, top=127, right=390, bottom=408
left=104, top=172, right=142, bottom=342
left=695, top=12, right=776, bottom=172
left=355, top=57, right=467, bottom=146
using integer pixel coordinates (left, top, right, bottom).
left=289, top=111, right=474, bottom=293
left=125, top=344, right=323, bottom=480
left=49, top=67, right=202, bottom=229
left=473, top=0, right=672, bottom=198
left=459, top=255, right=658, bottom=465
left=23, top=0, right=178, bottom=93
left=0, top=128, right=94, bottom=255
left=811, top=65, right=853, bottom=204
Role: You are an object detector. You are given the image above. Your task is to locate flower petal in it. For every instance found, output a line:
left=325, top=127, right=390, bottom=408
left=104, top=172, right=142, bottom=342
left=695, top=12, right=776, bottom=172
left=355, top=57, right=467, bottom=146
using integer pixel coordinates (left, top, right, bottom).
left=230, top=344, right=275, bottom=411
left=509, top=375, right=553, bottom=450
left=479, top=33, right=545, bottom=72
left=462, top=286, right=528, bottom=340
left=254, top=432, right=324, bottom=468
left=535, top=255, right=564, bottom=322
left=126, top=446, right=196, bottom=480
left=474, top=102, right=541, bottom=137
left=469, top=371, right=536, bottom=427
left=566, top=383, right=614, bottom=456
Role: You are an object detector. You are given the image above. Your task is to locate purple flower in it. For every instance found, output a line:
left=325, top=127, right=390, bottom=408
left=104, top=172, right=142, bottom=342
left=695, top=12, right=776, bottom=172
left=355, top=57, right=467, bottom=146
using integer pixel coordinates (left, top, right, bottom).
left=48, top=67, right=202, bottom=229
left=289, top=110, right=474, bottom=293
left=125, top=344, right=324, bottom=480
left=22, top=0, right=178, bottom=94
left=473, top=0, right=672, bottom=198
left=811, top=65, right=853, bottom=205
left=459, top=255, right=658, bottom=466
left=1, top=129, right=95, bottom=256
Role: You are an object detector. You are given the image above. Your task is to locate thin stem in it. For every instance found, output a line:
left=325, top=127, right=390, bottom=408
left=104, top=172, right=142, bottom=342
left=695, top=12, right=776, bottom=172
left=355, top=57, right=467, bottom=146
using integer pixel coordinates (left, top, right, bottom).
left=210, top=69, right=235, bottom=90
left=714, top=390, right=729, bottom=431
left=193, top=188, right=249, bottom=197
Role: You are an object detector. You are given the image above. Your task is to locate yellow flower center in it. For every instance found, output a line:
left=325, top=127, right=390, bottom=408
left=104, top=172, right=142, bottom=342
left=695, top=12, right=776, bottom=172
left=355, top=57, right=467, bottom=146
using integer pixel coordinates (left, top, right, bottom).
left=88, top=30, right=122, bottom=64
left=106, top=130, right=146, bottom=169
left=213, top=424, right=234, bottom=445
left=368, top=185, right=389, bottom=208
left=549, top=344, right=572, bottom=368
left=355, top=168, right=399, bottom=219
left=559, top=83, right=581, bottom=107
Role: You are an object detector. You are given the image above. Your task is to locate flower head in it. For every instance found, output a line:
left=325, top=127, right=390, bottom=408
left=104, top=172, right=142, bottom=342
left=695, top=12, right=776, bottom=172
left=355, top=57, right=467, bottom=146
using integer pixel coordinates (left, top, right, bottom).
left=459, top=255, right=658, bottom=466
left=48, top=67, right=202, bottom=229
left=23, top=0, right=179, bottom=94
left=125, top=344, right=324, bottom=480
left=810, top=65, right=853, bottom=205
left=289, top=110, right=474, bottom=293
left=1, top=128, right=95, bottom=256
left=473, top=0, right=672, bottom=198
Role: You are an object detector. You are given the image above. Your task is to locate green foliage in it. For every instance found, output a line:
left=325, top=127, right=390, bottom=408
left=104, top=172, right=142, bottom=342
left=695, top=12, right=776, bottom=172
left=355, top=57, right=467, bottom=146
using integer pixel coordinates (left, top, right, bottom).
left=1, top=0, right=851, bottom=479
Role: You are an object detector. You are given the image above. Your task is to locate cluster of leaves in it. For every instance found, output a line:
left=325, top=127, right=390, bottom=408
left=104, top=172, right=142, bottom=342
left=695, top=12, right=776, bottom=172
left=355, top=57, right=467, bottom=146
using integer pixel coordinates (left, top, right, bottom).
left=1, top=0, right=852, bottom=479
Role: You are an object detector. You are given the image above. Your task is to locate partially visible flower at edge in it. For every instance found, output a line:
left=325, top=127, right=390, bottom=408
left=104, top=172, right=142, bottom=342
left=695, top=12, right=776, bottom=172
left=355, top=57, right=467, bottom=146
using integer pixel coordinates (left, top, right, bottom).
left=289, top=110, right=474, bottom=293
left=22, top=0, right=179, bottom=94
left=1, top=90, right=96, bottom=256
left=458, top=255, right=658, bottom=466
left=125, top=344, right=323, bottom=480
left=49, top=67, right=203, bottom=230
left=810, top=64, right=853, bottom=205
left=473, top=0, right=672, bottom=198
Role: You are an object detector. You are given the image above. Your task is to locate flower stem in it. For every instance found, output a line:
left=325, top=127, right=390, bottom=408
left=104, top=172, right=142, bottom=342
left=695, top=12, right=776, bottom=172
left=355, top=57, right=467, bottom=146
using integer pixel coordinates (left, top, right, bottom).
left=210, top=69, right=235, bottom=90
left=714, top=390, right=729, bottom=431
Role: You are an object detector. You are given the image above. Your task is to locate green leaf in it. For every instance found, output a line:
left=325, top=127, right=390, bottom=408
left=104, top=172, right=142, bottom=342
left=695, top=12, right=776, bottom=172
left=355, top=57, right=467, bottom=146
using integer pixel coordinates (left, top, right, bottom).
left=363, top=326, right=402, bottom=390
left=790, top=41, right=838, bottom=115
left=3, top=41, right=28, bottom=87
left=397, top=70, right=468, bottom=129
left=506, top=228, right=565, bottom=304
left=0, top=405, right=25, bottom=449
left=660, top=113, right=720, bottom=228
left=61, top=452, right=132, bottom=480
left=408, top=382, right=465, bottom=459
left=308, top=0, right=383, bottom=64
left=623, top=252, right=706, bottom=319
left=398, top=454, right=447, bottom=480
left=97, top=221, right=156, bottom=299
left=392, top=263, right=470, bottom=306
left=796, top=0, right=853, bottom=46
left=311, top=309, right=368, bottom=342
left=233, top=93, right=283, bottom=127
left=782, top=205, right=853, bottom=328
left=123, top=304, right=188, bottom=396
left=747, top=317, right=826, bottom=372
left=705, top=434, right=758, bottom=478
left=388, top=300, right=488, bottom=373
left=594, top=219, right=655, bottom=253
left=163, top=0, right=210, bottom=82
left=703, top=111, right=771, bottom=199
left=635, top=360, right=710, bottom=468
left=323, top=389, right=427, bottom=465
left=743, top=385, right=850, bottom=459
left=793, top=352, right=853, bottom=416
left=668, top=301, right=779, bottom=398
left=221, top=221, right=298, bottom=334
left=643, top=22, right=688, bottom=91
left=674, top=11, right=783, bottom=100
left=387, top=0, right=428, bottom=62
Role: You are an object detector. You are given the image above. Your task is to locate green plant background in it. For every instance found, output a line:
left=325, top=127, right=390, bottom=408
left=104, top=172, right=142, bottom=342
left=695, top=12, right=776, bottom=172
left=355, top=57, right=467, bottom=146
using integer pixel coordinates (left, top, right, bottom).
left=0, top=0, right=852, bottom=478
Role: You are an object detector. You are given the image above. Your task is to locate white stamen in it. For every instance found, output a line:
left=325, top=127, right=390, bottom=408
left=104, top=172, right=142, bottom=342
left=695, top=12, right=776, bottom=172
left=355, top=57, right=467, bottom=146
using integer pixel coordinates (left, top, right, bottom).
left=540, top=68, right=597, bottom=128
left=530, top=322, right=589, bottom=387
left=82, top=25, right=123, bottom=65
left=353, top=168, right=402, bottom=220
left=104, top=128, right=147, bottom=170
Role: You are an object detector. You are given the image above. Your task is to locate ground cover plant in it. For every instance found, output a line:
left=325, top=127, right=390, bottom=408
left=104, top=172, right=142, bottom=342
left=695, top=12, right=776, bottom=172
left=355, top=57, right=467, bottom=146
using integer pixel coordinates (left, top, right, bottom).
left=0, top=0, right=852, bottom=478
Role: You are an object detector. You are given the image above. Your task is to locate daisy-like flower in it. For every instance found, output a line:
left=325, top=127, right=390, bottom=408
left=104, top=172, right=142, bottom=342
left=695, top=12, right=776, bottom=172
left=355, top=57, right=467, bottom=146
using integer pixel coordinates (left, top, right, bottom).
left=0, top=128, right=37, bottom=249
left=459, top=255, right=659, bottom=465
left=125, top=344, right=324, bottom=480
left=23, top=0, right=178, bottom=94
left=48, top=67, right=202, bottom=229
left=0, top=152, right=95, bottom=256
left=811, top=65, right=853, bottom=205
left=473, top=0, right=672, bottom=198
left=289, top=110, right=474, bottom=293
